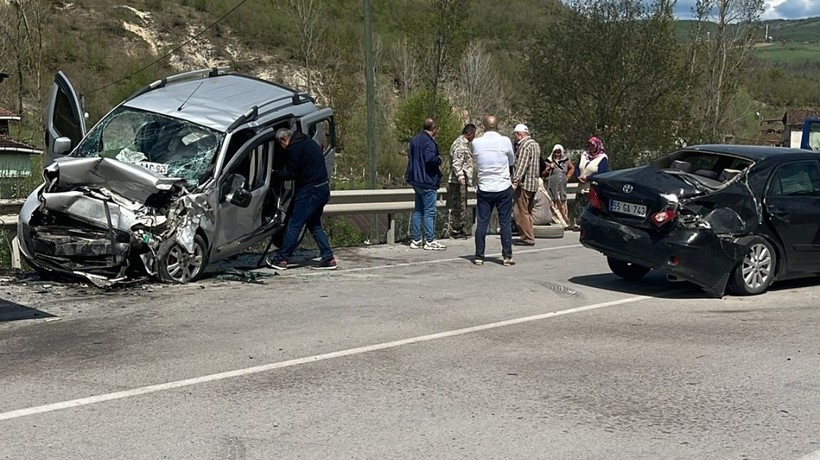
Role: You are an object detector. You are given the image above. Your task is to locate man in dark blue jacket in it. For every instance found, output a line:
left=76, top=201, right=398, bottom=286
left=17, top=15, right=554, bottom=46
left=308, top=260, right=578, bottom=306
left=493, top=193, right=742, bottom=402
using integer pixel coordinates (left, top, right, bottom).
left=267, top=128, right=336, bottom=270
left=406, top=118, right=446, bottom=251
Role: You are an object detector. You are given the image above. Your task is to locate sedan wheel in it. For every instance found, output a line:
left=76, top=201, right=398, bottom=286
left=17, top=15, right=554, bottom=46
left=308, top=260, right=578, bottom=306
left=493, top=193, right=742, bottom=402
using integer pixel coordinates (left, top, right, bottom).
left=157, top=234, right=208, bottom=283
left=607, top=256, right=650, bottom=281
left=728, top=236, right=776, bottom=296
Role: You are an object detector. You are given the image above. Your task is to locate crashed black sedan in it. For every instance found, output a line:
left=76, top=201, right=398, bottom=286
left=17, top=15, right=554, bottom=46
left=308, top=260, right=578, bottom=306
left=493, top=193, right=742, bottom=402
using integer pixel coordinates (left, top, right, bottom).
left=580, top=144, right=820, bottom=297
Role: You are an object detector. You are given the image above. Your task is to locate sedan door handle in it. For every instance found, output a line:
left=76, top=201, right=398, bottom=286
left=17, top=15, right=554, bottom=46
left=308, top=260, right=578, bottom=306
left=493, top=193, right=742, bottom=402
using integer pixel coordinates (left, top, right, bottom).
left=769, top=207, right=790, bottom=222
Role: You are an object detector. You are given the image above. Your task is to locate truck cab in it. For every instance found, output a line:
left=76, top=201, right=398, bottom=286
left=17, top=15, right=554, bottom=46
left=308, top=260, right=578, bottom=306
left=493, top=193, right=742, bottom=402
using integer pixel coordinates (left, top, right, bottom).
left=801, top=118, right=820, bottom=151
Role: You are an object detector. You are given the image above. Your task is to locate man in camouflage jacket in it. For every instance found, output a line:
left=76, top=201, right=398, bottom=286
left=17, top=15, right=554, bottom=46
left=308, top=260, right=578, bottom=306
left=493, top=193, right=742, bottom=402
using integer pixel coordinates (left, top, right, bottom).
left=447, top=123, right=477, bottom=237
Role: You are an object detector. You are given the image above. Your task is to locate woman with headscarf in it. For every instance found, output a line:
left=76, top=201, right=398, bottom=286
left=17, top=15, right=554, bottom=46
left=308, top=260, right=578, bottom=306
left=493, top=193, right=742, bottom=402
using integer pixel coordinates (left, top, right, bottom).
left=543, top=143, right=575, bottom=226
left=569, top=136, right=609, bottom=230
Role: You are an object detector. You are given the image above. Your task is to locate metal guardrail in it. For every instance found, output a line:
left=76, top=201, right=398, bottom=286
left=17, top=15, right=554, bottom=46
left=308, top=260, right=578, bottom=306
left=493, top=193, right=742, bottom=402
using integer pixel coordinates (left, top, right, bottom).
left=0, top=183, right=579, bottom=266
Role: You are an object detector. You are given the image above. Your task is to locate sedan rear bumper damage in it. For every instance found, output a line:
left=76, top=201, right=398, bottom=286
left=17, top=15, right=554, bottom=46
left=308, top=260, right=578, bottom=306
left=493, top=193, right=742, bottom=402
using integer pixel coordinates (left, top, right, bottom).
left=580, top=210, right=745, bottom=297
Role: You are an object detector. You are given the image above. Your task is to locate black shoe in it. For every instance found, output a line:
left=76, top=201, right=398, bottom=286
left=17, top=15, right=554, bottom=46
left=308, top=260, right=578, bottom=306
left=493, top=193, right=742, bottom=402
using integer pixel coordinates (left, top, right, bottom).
left=513, top=240, right=535, bottom=246
left=313, top=257, right=338, bottom=270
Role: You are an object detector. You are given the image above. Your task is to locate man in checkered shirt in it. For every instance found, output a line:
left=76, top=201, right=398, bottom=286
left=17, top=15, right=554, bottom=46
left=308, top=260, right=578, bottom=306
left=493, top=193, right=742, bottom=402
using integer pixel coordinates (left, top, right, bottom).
left=511, top=123, right=542, bottom=246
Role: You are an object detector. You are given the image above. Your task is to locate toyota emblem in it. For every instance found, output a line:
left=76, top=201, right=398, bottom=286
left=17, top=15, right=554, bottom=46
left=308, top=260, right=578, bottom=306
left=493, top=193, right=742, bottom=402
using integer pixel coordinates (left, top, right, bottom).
left=622, top=184, right=633, bottom=193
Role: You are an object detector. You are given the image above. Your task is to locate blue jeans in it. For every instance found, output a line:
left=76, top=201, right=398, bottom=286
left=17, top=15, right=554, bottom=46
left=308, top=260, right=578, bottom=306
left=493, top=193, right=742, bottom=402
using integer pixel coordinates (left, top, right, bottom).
left=475, top=186, right=513, bottom=260
left=277, top=183, right=334, bottom=261
left=411, top=185, right=438, bottom=242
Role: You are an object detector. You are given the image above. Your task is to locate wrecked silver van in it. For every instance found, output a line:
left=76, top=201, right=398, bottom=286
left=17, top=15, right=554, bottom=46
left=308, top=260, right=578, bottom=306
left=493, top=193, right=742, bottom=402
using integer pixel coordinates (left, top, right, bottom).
left=18, top=68, right=335, bottom=286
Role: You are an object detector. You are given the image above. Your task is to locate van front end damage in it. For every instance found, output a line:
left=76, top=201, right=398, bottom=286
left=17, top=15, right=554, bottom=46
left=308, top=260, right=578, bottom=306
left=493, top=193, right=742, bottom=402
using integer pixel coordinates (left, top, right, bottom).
left=18, top=158, right=214, bottom=287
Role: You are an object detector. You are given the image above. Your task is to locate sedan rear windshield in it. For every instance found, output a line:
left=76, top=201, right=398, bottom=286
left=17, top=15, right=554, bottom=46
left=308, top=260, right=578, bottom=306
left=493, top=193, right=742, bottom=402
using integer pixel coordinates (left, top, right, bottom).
left=73, top=107, right=225, bottom=188
left=652, top=150, right=754, bottom=185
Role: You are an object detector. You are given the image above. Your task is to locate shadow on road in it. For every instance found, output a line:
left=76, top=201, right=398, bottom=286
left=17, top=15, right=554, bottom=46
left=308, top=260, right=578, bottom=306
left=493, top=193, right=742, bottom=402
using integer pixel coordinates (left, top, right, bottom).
left=0, top=298, right=56, bottom=322
left=569, top=271, right=709, bottom=299
left=767, top=275, right=820, bottom=293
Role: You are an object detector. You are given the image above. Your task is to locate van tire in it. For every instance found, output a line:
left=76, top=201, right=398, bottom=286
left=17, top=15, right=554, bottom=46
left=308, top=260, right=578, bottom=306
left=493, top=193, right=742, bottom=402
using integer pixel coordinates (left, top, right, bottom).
left=156, top=234, right=208, bottom=283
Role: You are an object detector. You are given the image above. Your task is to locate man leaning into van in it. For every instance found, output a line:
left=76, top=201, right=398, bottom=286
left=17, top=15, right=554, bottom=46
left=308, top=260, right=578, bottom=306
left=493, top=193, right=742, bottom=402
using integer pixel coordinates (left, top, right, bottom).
left=267, top=128, right=337, bottom=271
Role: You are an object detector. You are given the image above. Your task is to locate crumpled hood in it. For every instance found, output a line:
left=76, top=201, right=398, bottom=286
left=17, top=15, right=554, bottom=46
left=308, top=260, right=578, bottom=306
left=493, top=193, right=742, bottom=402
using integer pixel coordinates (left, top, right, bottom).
left=44, top=156, right=184, bottom=203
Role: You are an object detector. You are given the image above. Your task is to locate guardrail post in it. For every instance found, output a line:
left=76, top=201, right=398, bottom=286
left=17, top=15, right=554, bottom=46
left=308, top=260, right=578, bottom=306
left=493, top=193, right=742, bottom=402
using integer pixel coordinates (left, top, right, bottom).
left=11, top=236, right=21, bottom=269
left=386, top=213, right=395, bottom=245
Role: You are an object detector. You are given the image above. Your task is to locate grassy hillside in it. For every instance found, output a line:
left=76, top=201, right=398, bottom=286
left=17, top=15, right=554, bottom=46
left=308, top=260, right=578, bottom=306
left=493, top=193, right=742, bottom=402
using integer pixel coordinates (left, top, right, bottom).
left=676, top=17, right=820, bottom=43
left=0, top=1, right=816, bottom=173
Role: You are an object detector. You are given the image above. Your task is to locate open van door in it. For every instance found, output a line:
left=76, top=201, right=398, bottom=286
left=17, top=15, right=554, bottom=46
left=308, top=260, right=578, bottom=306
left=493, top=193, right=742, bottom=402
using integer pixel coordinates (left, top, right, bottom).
left=801, top=118, right=820, bottom=151
left=298, top=108, right=336, bottom=177
left=44, top=71, right=86, bottom=166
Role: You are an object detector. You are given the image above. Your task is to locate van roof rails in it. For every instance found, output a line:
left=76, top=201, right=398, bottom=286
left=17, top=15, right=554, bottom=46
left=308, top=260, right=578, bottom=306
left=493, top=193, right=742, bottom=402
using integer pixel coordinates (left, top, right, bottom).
left=227, top=106, right=259, bottom=133
left=291, top=92, right=313, bottom=105
left=127, top=66, right=231, bottom=101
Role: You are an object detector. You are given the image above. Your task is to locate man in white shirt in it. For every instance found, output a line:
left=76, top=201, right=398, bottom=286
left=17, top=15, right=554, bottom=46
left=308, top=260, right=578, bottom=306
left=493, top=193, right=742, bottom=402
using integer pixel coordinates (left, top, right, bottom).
left=471, top=115, right=516, bottom=266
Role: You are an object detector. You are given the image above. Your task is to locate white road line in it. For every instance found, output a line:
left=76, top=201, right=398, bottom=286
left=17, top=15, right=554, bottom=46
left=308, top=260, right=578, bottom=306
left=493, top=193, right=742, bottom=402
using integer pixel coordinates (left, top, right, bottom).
left=797, top=449, right=820, bottom=460
left=0, top=293, right=645, bottom=422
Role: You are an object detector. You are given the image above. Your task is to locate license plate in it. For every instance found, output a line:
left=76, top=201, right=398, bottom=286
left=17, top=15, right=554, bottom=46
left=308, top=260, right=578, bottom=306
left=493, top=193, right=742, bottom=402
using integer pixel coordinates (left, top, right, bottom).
left=609, top=199, right=647, bottom=217
left=139, top=162, right=169, bottom=175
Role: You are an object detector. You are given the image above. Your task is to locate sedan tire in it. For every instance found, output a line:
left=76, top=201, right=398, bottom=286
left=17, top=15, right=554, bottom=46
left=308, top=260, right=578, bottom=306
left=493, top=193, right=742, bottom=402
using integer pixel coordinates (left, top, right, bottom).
left=156, top=234, right=208, bottom=283
left=607, top=256, right=651, bottom=281
left=727, top=235, right=776, bottom=296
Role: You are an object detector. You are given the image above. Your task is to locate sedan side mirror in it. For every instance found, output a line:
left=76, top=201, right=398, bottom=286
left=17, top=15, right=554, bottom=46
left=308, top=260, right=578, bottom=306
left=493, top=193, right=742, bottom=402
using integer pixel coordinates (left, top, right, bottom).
left=53, top=137, right=72, bottom=155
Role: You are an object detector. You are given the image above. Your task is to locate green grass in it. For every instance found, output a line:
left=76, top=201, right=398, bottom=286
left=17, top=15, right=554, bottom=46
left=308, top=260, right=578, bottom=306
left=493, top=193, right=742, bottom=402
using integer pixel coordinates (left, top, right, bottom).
left=752, top=42, right=820, bottom=65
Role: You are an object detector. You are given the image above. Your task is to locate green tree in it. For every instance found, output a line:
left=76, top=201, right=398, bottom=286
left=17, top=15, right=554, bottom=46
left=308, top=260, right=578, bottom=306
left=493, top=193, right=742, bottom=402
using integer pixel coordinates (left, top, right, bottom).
left=526, top=0, right=687, bottom=169
left=407, top=0, right=471, bottom=114
left=0, top=0, right=49, bottom=122
left=395, top=89, right=460, bottom=147
left=394, top=89, right=461, bottom=181
left=685, top=0, right=766, bottom=142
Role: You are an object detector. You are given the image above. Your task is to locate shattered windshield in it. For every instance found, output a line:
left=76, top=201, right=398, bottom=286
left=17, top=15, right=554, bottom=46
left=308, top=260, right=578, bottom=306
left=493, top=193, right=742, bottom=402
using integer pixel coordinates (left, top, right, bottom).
left=73, top=107, right=224, bottom=187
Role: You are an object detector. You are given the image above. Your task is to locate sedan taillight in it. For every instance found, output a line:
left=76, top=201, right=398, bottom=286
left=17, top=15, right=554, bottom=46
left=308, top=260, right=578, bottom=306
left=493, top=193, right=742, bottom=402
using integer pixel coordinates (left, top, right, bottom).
left=651, top=209, right=677, bottom=227
left=589, top=187, right=603, bottom=210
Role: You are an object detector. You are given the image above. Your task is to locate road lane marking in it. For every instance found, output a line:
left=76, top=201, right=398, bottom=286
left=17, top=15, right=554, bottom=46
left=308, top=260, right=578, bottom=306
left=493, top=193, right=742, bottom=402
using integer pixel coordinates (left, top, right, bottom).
left=0, top=292, right=645, bottom=422
left=797, top=449, right=820, bottom=460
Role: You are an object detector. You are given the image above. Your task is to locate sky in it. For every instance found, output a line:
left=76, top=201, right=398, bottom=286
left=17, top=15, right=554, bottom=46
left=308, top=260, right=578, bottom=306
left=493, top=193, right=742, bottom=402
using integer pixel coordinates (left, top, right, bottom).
left=673, top=0, right=820, bottom=20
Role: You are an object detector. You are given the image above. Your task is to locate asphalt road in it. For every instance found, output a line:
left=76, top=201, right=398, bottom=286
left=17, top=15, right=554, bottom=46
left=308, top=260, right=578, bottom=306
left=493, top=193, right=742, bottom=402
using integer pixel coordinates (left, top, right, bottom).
left=0, top=233, right=818, bottom=460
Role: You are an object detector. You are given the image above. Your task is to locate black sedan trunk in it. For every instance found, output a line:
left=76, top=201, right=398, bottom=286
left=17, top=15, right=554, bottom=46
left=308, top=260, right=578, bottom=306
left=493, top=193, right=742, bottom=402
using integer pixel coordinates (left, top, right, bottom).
left=590, top=165, right=704, bottom=231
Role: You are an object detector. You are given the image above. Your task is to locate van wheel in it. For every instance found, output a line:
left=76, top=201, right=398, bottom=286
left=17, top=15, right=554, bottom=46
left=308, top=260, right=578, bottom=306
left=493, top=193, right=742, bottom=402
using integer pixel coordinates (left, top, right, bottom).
left=728, top=236, right=775, bottom=295
left=607, top=257, right=650, bottom=280
left=156, top=234, right=208, bottom=283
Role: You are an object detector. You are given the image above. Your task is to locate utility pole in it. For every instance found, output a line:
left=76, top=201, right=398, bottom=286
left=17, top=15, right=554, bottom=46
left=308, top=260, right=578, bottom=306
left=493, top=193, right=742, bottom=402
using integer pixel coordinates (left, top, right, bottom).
left=363, top=0, right=378, bottom=240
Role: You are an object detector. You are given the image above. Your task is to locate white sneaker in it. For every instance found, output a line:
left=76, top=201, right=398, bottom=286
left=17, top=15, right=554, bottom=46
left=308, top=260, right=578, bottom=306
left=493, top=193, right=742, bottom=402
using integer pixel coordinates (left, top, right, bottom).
left=410, top=240, right=423, bottom=249
left=423, top=240, right=447, bottom=251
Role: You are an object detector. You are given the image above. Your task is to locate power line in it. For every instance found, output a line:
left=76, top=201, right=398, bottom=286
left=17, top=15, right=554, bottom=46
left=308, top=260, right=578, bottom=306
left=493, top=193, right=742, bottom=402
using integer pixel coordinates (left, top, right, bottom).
left=86, top=0, right=251, bottom=95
